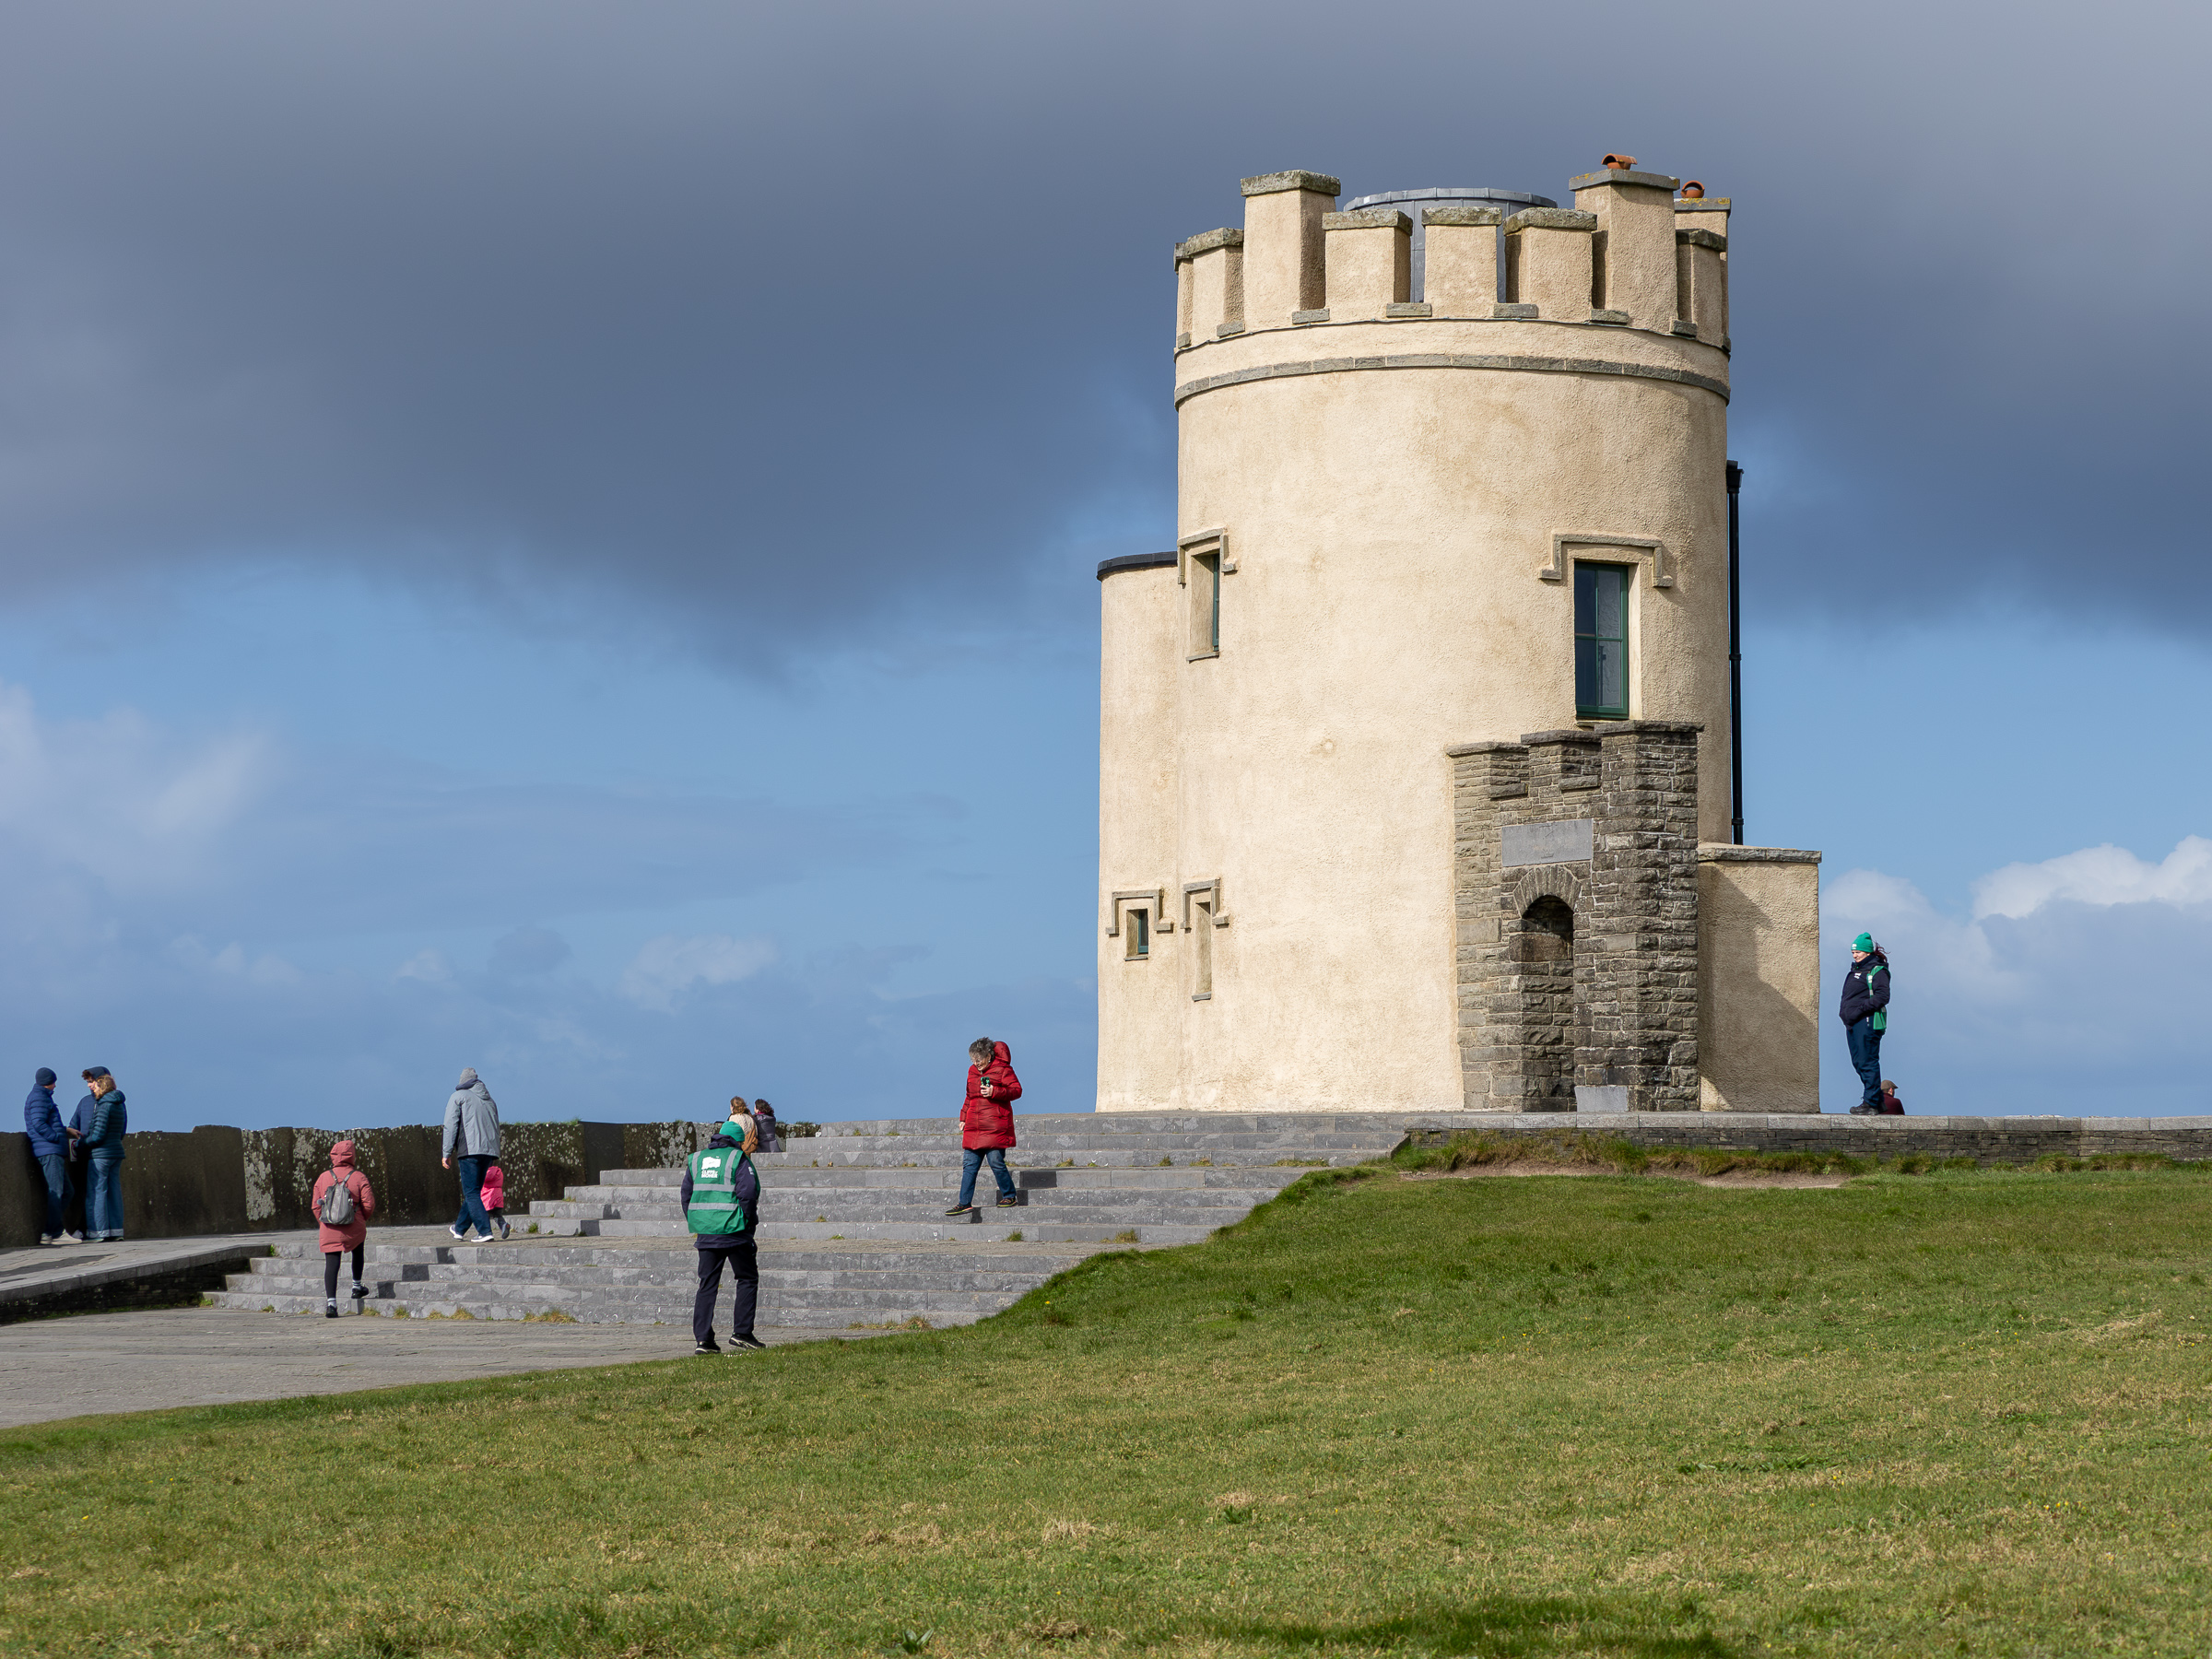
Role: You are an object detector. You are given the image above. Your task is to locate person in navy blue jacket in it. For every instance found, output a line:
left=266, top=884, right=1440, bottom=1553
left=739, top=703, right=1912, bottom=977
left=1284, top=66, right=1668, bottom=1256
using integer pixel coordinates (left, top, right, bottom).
left=23, top=1069, right=74, bottom=1244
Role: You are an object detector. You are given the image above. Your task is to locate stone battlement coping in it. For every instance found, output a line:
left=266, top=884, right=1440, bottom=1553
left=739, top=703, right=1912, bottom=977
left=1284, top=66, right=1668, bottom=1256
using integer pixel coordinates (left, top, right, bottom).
left=1521, top=728, right=1600, bottom=747
left=1505, top=207, right=1598, bottom=234
left=1174, top=227, right=1243, bottom=262
left=1676, top=197, right=1732, bottom=211
left=1444, top=740, right=1528, bottom=758
left=1698, top=845, right=1822, bottom=865
left=1421, top=206, right=1502, bottom=227
left=1241, top=170, right=1342, bottom=197
left=1570, top=168, right=1682, bottom=192
left=1590, top=719, right=1703, bottom=735
left=1323, top=209, right=1410, bottom=232
left=1677, top=229, right=1728, bottom=252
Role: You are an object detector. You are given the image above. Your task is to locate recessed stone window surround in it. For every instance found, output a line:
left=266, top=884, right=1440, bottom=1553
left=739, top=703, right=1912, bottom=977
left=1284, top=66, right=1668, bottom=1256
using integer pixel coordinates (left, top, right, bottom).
left=1106, top=888, right=1171, bottom=939
left=1542, top=533, right=1670, bottom=589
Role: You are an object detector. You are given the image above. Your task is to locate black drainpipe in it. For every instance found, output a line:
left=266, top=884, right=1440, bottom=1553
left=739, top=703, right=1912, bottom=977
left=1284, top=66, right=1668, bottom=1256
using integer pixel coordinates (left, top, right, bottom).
left=1726, top=459, right=1744, bottom=845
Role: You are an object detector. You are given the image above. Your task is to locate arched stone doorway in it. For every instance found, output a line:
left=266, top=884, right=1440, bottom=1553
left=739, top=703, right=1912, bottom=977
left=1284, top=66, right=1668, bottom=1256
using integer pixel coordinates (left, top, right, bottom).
left=1512, top=895, right=1577, bottom=1110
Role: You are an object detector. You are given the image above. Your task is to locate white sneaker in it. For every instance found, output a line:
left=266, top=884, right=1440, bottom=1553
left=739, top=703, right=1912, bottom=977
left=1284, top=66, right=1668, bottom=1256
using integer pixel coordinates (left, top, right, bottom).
left=37, top=1234, right=57, bottom=1246
left=470, top=1231, right=496, bottom=1243
left=448, top=1226, right=469, bottom=1241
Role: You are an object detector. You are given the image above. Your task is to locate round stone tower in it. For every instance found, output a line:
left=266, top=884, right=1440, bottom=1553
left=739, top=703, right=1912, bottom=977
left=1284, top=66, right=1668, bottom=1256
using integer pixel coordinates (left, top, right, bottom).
left=1098, top=158, right=1757, bottom=1116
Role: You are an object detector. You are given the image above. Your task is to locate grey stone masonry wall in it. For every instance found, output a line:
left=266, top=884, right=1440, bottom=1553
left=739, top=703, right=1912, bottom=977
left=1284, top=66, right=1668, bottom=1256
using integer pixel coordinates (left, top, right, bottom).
left=0, top=1119, right=730, bottom=1249
left=1449, top=721, right=1702, bottom=1113
left=1404, top=1113, right=2212, bottom=1164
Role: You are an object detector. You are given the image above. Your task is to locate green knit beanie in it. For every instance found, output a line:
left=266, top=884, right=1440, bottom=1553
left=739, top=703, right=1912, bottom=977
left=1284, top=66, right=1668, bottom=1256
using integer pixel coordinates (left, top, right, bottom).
left=1852, top=932, right=1875, bottom=953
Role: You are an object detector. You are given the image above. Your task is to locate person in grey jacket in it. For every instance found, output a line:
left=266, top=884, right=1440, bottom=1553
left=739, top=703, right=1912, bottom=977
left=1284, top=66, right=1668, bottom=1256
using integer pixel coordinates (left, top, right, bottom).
left=441, top=1067, right=501, bottom=1243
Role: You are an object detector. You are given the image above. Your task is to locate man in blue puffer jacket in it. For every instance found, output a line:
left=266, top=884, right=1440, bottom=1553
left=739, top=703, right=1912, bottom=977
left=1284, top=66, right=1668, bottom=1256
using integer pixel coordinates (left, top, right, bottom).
left=23, top=1069, right=74, bottom=1244
left=76, top=1067, right=128, bottom=1241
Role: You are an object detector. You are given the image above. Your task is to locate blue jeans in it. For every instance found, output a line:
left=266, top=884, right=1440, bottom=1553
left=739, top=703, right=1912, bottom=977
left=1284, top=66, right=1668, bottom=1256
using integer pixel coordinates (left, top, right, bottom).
left=453, top=1155, right=493, bottom=1238
left=1846, top=1019, right=1884, bottom=1110
left=34, top=1153, right=70, bottom=1237
left=958, top=1147, right=1014, bottom=1207
left=86, top=1156, right=125, bottom=1240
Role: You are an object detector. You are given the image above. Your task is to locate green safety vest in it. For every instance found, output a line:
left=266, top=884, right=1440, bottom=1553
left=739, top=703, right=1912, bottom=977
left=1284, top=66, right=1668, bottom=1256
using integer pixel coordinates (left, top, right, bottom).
left=685, top=1145, right=753, bottom=1236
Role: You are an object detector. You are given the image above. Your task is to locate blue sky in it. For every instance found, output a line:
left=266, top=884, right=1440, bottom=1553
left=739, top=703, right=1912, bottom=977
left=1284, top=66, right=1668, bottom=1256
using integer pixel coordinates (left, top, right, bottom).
left=1, top=1, right=2206, bottom=1128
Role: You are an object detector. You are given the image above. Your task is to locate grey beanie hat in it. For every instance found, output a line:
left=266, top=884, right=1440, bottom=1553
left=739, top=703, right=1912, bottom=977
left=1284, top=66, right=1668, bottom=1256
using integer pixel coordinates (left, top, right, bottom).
left=458, top=1066, right=479, bottom=1088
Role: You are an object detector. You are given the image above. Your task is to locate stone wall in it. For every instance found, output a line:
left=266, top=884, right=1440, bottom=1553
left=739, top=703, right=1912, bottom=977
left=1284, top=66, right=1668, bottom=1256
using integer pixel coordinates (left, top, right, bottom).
left=0, top=1120, right=728, bottom=1248
left=1695, top=847, right=1822, bottom=1112
left=1404, top=1112, right=2212, bottom=1163
left=1452, top=721, right=1702, bottom=1112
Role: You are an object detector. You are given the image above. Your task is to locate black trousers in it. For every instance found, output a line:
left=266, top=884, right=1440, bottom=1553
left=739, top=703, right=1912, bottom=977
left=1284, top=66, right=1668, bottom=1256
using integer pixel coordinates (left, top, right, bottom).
left=324, top=1246, right=364, bottom=1300
left=693, top=1242, right=759, bottom=1344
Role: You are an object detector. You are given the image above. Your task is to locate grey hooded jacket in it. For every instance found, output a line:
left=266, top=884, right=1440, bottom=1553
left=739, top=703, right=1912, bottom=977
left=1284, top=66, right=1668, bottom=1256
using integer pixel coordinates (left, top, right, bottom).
left=441, top=1080, right=500, bottom=1160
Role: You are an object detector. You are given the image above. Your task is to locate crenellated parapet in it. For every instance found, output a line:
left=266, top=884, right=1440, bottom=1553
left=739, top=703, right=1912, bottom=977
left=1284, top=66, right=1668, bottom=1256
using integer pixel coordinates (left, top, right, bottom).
left=1171, top=156, right=1732, bottom=401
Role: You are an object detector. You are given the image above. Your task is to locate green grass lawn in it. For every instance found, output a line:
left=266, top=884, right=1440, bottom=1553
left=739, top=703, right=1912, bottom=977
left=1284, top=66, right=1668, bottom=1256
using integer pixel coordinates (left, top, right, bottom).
left=6, top=1159, right=2212, bottom=1657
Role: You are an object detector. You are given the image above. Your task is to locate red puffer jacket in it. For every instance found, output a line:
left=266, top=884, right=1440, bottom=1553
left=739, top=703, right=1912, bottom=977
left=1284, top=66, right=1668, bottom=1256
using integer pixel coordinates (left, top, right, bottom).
left=960, top=1042, right=1021, bottom=1150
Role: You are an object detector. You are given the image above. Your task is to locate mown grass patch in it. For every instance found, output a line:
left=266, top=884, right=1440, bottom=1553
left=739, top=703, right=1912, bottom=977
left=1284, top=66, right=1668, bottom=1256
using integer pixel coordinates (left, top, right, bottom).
left=4, top=1168, right=2212, bottom=1656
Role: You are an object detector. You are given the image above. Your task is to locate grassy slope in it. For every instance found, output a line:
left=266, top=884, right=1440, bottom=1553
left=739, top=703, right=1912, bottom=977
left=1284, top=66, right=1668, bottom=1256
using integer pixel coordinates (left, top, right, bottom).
left=4, top=1163, right=2211, bottom=1657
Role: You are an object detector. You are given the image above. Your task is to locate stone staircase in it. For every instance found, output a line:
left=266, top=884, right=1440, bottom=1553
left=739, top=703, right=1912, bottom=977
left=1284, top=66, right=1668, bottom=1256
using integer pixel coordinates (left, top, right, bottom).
left=206, top=1112, right=1407, bottom=1331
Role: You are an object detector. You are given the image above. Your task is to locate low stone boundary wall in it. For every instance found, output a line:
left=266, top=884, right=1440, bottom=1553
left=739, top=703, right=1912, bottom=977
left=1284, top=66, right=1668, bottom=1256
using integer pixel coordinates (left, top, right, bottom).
left=1399, top=1112, right=2212, bottom=1164
left=0, top=1121, right=729, bottom=1249
left=0, top=1242, right=263, bottom=1325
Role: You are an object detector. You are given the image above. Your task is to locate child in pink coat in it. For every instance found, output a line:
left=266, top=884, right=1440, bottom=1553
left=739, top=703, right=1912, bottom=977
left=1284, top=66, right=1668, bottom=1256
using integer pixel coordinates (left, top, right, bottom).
left=312, top=1140, right=377, bottom=1317
left=480, top=1161, right=510, bottom=1241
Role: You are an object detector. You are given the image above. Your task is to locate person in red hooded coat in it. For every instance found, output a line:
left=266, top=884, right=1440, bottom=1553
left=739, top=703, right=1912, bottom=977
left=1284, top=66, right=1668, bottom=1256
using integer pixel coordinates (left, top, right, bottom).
left=947, top=1038, right=1020, bottom=1216
left=312, top=1139, right=377, bottom=1318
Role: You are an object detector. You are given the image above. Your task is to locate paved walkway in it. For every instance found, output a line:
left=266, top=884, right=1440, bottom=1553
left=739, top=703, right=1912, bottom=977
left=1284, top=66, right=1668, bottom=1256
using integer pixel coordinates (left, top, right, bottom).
left=0, top=1306, right=847, bottom=1429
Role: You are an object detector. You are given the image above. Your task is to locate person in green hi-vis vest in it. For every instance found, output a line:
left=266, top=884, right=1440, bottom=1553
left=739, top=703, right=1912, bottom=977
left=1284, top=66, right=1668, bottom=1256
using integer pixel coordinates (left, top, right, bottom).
left=682, top=1107, right=765, bottom=1354
left=1839, top=933, right=1892, bottom=1114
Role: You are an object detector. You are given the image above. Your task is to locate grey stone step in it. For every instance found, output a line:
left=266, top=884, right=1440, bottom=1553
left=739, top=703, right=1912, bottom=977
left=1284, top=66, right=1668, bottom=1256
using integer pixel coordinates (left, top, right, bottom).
left=813, top=1112, right=1413, bottom=1136
left=236, top=1271, right=1030, bottom=1314
left=593, top=1187, right=1277, bottom=1215
left=254, top=1239, right=1111, bottom=1274
left=561, top=1166, right=1305, bottom=1196
left=203, top=1288, right=993, bottom=1330
left=755, top=1148, right=1368, bottom=1170
left=235, top=1265, right=1070, bottom=1309
left=216, top=1112, right=1344, bottom=1327
left=779, top=1134, right=1400, bottom=1155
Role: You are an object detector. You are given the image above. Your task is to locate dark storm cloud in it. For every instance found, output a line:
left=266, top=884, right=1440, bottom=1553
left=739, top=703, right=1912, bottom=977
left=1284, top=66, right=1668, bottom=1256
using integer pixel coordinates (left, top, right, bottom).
left=0, top=0, right=2203, bottom=655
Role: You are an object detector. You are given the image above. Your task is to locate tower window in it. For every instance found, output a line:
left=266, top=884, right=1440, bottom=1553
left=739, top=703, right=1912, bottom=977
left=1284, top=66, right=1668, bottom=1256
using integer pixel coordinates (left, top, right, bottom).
left=1189, top=551, right=1220, bottom=658
left=1124, top=907, right=1150, bottom=960
left=1573, top=562, right=1630, bottom=719
left=1191, top=896, right=1213, bottom=998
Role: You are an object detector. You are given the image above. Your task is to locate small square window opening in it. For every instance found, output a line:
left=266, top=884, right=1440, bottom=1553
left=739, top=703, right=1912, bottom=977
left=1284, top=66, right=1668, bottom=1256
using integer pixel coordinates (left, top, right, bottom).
left=1124, top=907, right=1150, bottom=960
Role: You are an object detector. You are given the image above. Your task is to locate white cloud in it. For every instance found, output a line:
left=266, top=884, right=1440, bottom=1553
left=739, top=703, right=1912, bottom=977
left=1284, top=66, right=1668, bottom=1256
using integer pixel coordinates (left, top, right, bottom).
left=1971, top=836, right=2212, bottom=920
left=0, top=682, right=270, bottom=892
left=1822, top=836, right=2212, bottom=1113
left=618, top=933, right=776, bottom=1013
left=394, top=947, right=453, bottom=984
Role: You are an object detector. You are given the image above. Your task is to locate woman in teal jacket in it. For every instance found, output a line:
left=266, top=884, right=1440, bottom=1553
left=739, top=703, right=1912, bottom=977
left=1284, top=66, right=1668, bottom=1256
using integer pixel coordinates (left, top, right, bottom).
left=78, top=1068, right=128, bottom=1241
